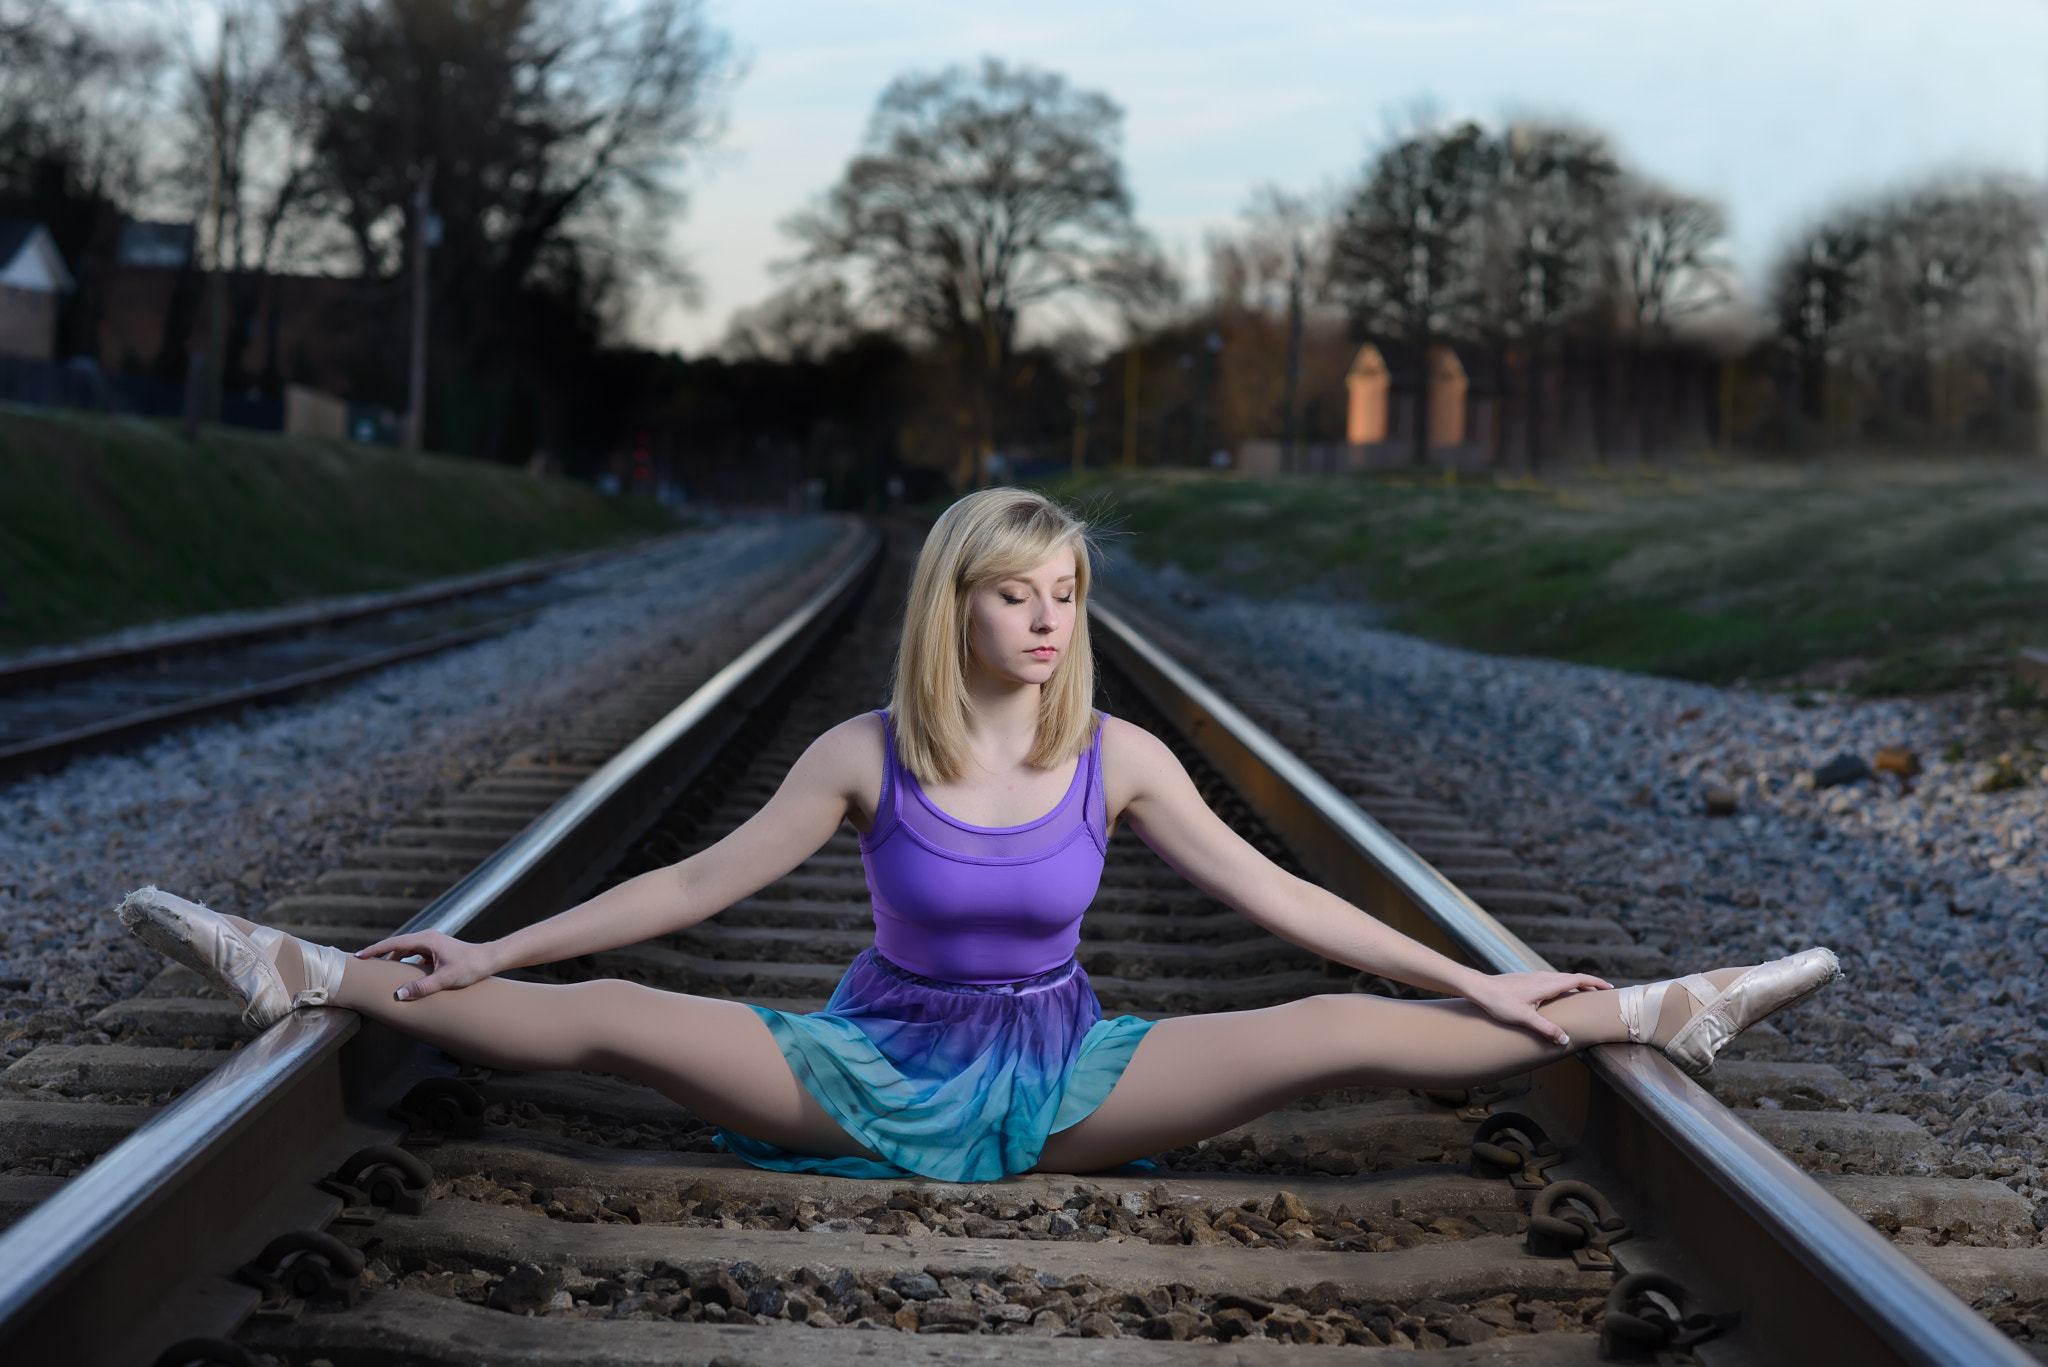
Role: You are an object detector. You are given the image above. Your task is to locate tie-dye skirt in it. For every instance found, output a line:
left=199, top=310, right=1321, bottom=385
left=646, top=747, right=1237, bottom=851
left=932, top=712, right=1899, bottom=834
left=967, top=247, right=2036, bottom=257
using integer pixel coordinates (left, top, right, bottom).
left=716, top=949, right=1153, bottom=1182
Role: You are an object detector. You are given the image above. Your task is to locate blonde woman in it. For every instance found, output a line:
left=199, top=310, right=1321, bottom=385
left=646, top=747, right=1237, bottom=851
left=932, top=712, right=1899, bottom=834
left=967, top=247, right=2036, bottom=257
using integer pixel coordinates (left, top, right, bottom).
left=121, top=488, right=1840, bottom=1181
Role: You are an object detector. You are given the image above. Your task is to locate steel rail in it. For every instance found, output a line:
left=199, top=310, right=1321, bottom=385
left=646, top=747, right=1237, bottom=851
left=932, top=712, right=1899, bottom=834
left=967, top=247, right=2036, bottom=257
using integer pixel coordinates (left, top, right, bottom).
left=1090, top=597, right=2027, bottom=1367
left=0, top=527, right=884, bottom=1363
left=0, top=618, right=516, bottom=780
left=0, top=538, right=653, bottom=694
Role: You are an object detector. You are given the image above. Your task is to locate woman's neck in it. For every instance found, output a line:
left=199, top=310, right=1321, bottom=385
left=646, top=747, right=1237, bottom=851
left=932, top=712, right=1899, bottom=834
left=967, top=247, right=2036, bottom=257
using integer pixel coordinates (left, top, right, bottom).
left=959, top=670, right=1042, bottom=772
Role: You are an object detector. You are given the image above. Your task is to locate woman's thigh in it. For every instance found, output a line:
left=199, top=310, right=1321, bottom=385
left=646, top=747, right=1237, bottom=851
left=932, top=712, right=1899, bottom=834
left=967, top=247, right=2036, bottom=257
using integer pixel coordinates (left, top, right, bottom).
left=587, top=985, right=879, bottom=1160
left=347, top=961, right=875, bottom=1160
left=1034, top=993, right=1570, bottom=1174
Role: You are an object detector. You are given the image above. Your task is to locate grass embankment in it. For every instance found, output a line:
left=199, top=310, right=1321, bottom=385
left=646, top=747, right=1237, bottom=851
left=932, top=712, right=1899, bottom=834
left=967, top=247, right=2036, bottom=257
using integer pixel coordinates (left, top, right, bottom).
left=0, top=407, right=673, bottom=654
left=1053, top=459, right=2048, bottom=693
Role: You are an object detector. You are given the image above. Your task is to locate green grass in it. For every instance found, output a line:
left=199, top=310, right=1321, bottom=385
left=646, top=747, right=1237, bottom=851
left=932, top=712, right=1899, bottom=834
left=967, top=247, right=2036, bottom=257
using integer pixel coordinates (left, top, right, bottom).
left=1047, top=458, right=2048, bottom=692
left=0, top=407, right=673, bottom=654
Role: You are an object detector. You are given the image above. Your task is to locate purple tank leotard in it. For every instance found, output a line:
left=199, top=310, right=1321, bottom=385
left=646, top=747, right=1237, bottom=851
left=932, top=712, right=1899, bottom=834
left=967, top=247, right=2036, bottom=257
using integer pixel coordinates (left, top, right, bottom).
left=715, top=710, right=1151, bottom=1182
left=860, top=711, right=1108, bottom=983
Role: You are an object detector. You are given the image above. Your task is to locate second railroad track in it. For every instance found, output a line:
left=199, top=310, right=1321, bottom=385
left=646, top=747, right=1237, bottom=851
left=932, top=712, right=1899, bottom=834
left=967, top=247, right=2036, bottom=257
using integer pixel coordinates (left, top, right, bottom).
left=0, top=540, right=668, bottom=781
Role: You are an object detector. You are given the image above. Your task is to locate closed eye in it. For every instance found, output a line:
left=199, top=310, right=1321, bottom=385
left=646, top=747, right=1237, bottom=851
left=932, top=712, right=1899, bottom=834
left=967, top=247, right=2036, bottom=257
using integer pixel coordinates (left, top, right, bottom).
left=1001, top=593, right=1025, bottom=605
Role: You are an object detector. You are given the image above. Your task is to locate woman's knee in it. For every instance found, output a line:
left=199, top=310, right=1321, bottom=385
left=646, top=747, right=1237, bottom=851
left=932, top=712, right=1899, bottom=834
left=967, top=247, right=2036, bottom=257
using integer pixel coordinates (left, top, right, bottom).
left=1290, top=992, right=1384, bottom=1035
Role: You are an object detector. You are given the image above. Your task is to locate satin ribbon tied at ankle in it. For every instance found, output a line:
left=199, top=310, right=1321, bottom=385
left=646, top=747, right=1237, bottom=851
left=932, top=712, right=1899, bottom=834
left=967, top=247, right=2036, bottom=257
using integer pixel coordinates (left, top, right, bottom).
left=247, top=925, right=348, bottom=1015
left=1614, top=975, right=1718, bottom=1048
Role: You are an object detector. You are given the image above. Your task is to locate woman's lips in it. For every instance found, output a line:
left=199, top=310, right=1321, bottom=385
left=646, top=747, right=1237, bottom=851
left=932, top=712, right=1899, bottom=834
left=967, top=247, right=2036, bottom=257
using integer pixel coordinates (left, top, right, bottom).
left=1030, top=647, right=1057, bottom=659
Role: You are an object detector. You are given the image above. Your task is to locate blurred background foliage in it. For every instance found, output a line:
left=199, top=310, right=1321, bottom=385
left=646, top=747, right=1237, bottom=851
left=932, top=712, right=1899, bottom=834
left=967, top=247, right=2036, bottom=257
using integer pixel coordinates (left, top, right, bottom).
left=6, top=0, right=2044, bottom=490
left=1061, top=464, right=2048, bottom=692
left=4, top=1, right=2046, bottom=687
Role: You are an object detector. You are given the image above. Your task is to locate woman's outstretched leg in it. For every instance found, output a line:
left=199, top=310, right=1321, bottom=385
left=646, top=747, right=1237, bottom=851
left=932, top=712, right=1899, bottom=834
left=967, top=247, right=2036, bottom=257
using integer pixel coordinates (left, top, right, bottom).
left=118, top=888, right=872, bottom=1159
left=1035, top=962, right=1788, bottom=1174
left=332, top=955, right=875, bottom=1159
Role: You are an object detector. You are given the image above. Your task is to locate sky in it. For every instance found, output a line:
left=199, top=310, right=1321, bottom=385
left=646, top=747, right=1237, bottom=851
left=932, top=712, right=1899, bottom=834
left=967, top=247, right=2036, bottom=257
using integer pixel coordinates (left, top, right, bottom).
left=644, top=0, right=2048, bottom=354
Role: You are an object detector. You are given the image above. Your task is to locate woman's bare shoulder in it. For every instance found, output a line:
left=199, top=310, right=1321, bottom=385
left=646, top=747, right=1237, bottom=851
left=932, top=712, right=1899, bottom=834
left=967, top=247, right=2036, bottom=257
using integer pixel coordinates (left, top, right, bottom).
left=1100, top=714, right=1174, bottom=762
left=1098, top=715, right=1184, bottom=811
left=787, top=713, right=888, bottom=825
left=808, top=711, right=888, bottom=765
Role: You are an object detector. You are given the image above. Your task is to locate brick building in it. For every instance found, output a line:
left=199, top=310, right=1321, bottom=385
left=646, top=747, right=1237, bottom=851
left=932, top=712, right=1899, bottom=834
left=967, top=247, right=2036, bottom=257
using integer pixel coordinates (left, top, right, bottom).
left=0, top=221, right=74, bottom=362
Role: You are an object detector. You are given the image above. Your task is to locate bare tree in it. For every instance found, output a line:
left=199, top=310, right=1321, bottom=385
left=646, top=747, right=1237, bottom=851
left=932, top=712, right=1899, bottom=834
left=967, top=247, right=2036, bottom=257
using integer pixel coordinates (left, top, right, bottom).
left=1330, top=119, right=1489, bottom=464
left=1772, top=177, right=2039, bottom=448
left=1614, top=183, right=1730, bottom=454
left=1772, top=211, right=1870, bottom=441
left=0, top=1, right=162, bottom=359
left=168, top=2, right=326, bottom=428
left=172, top=4, right=319, bottom=282
left=0, top=1, right=157, bottom=204
left=787, top=59, right=1160, bottom=484
left=1996, top=203, right=2048, bottom=457
left=1616, top=185, right=1731, bottom=337
left=720, top=277, right=862, bottom=363
left=1225, top=186, right=1329, bottom=464
left=1472, top=123, right=1619, bottom=466
left=274, top=0, right=729, bottom=456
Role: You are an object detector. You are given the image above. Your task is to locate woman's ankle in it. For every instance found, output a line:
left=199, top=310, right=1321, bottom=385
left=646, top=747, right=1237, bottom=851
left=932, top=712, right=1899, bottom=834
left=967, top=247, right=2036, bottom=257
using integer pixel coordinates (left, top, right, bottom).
left=221, top=915, right=311, bottom=999
left=1648, top=966, right=1752, bottom=1048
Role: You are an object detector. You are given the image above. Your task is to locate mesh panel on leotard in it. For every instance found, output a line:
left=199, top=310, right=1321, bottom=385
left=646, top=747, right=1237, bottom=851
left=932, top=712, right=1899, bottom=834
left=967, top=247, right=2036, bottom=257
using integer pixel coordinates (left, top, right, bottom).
left=894, top=753, right=1098, bottom=861
left=875, top=714, right=1107, bottom=863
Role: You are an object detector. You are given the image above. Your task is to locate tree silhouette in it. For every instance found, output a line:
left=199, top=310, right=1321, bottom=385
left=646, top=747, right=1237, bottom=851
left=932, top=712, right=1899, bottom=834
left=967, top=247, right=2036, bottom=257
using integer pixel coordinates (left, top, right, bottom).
left=1331, top=120, right=1489, bottom=464
left=1615, top=183, right=1730, bottom=454
left=1472, top=124, right=1619, bottom=467
left=787, top=58, right=1160, bottom=484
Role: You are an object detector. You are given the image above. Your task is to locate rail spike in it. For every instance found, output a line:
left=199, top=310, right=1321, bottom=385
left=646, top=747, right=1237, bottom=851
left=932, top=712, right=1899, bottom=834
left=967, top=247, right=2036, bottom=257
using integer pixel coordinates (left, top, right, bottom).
left=321, top=1143, right=435, bottom=1217
left=1469, top=1111, right=1563, bottom=1189
left=234, top=1227, right=366, bottom=1312
left=1600, top=1271, right=1738, bottom=1357
left=1526, top=1180, right=1631, bottom=1263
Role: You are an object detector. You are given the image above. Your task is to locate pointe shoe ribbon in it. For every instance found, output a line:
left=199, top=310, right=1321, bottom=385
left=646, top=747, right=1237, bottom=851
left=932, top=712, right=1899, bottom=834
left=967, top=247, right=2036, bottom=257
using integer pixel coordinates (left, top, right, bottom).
left=1653, top=947, right=1843, bottom=1077
left=248, top=926, right=347, bottom=1010
left=118, top=886, right=344, bottom=1031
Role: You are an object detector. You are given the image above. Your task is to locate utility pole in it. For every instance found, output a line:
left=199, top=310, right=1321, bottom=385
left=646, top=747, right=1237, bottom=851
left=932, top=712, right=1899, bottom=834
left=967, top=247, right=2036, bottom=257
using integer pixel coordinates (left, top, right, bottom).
left=183, top=14, right=232, bottom=441
left=1070, top=394, right=1088, bottom=475
left=1191, top=328, right=1221, bottom=465
left=1121, top=344, right=1142, bottom=469
left=403, top=158, right=436, bottom=450
left=1280, top=236, right=1304, bottom=472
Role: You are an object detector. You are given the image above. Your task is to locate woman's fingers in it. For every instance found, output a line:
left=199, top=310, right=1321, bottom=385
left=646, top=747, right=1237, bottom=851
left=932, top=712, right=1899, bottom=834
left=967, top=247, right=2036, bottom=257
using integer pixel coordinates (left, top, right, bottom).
left=394, top=973, right=445, bottom=1002
left=357, top=935, right=420, bottom=960
left=1530, top=973, right=1612, bottom=1003
left=1525, top=1006, right=1571, bottom=1046
left=357, top=933, right=444, bottom=962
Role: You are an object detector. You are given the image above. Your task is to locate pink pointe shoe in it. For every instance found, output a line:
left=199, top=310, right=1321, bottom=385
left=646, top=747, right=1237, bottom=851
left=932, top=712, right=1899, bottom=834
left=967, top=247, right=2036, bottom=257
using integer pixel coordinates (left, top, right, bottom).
left=1615, top=947, right=1843, bottom=1077
left=118, top=885, right=346, bottom=1031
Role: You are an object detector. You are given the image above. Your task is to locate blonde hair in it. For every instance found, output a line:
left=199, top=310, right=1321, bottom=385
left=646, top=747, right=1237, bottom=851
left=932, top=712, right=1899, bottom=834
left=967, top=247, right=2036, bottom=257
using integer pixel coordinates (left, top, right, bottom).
left=891, top=488, right=1096, bottom=783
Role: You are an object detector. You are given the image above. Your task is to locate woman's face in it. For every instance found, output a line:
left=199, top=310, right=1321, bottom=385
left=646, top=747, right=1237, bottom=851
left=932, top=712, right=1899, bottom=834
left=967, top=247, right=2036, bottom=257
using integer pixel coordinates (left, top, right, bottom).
left=965, top=548, right=1078, bottom=689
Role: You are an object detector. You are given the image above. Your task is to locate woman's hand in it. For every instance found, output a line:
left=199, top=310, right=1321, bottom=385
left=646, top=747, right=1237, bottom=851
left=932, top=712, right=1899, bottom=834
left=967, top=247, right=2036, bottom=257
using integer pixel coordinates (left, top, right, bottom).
left=355, top=930, right=498, bottom=1001
left=1461, top=970, right=1612, bottom=1046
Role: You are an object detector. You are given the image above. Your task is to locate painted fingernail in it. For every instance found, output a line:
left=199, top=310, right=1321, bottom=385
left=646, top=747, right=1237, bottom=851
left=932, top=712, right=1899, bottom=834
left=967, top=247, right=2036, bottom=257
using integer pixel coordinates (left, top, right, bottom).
left=394, top=988, right=408, bottom=1001
left=1559, top=1033, right=1571, bottom=1046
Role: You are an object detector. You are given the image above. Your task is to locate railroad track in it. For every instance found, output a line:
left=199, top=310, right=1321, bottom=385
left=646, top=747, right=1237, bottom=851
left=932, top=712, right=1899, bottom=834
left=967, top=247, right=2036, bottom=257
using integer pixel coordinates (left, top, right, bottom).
left=0, top=521, right=2032, bottom=1365
left=0, top=540, right=671, bottom=780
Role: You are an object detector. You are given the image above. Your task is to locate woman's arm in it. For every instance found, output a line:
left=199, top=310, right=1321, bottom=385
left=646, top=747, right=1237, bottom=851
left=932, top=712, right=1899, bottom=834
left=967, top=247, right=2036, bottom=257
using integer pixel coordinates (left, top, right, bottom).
left=1101, top=719, right=1605, bottom=1042
left=357, top=714, right=886, bottom=999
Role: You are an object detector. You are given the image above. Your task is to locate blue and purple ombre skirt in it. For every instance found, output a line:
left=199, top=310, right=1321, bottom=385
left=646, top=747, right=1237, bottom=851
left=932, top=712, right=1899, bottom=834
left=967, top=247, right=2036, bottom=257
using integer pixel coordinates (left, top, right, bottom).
left=715, top=949, right=1152, bottom=1182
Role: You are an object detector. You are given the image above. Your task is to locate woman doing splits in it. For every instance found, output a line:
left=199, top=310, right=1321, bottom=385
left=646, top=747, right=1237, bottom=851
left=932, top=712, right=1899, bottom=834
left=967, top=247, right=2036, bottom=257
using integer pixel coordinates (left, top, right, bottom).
left=118, top=488, right=1842, bottom=1182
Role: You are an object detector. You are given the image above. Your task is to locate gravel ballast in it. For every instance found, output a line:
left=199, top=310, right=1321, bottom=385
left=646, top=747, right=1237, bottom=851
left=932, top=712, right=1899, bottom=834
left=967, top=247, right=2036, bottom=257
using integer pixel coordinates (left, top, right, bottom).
left=1107, top=561, right=2048, bottom=1209
left=0, top=517, right=840, bottom=1039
